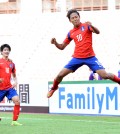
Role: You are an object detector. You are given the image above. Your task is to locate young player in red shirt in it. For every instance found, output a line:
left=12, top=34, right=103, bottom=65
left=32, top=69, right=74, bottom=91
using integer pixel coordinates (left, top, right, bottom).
left=47, top=9, right=120, bottom=98
left=0, top=44, right=22, bottom=126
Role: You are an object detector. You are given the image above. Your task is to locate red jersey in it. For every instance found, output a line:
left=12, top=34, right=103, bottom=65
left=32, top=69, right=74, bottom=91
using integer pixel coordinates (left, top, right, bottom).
left=0, top=58, right=16, bottom=90
left=63, top=23, right=95, bottom=58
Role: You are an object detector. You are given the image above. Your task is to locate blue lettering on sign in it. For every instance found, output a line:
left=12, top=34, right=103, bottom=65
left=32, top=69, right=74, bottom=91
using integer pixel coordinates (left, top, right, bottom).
left=59, top=87, right=65, bottom=108
left=58, top=86, right=118, bottom=113
left=106, top=87, right=118, bottom=110
left=75, top=93, right=85, bottom=109
left=97, top=93, right=104, bottom=113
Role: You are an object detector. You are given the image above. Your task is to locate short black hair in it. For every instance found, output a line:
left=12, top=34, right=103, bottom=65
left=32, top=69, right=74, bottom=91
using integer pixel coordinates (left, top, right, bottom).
left=0, top=44, right=11, bottom=52
left=66, top=9, right=80, bottom=20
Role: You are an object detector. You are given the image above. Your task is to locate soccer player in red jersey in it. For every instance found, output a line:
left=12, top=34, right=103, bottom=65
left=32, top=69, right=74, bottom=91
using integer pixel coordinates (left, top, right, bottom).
left=47, top=9, right=120, bottom=98
left=0, top=44, right=22, bottom=126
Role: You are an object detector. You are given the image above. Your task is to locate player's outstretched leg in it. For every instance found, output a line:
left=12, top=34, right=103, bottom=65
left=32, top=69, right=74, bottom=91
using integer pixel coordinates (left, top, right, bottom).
left=112, top=75, right=120, bottom=84
left=47, top=79, right=59, bottom=98
left=47, top=88, right=58, bottom=98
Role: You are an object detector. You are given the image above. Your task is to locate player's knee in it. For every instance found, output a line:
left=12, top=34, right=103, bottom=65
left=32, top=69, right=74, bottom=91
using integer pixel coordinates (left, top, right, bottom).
left=12, top=96, right=20, bottom=105
left=14, top=100, right=20, bottom=105
left=102, top=75, right=108, bottom=79
left=57, top=74, right=63, bottom=80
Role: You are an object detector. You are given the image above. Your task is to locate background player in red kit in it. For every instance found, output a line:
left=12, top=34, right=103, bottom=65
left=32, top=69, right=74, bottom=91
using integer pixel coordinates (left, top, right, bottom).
left=0, top=44, right=22, bottom=126
left=89, top=68, right=97, bottom=80
left=47, top=9, right=120, bottom=98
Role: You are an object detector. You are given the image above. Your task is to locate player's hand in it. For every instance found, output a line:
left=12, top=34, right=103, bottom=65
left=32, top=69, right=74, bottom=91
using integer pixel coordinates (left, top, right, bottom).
left=85, top=21, right=92, bottom=26
left=0, top=78, right=4, bottom=83
left=12, top=82, right=17, bottom=88
left=51, top=38, right=56, bottom=45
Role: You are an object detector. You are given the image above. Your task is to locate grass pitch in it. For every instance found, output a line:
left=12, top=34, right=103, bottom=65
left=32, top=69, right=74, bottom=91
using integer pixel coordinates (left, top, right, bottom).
left=0, top=113, right=120, bottom=134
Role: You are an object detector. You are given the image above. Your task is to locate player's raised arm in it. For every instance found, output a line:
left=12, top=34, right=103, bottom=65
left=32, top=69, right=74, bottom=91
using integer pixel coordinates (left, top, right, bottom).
left=51, top=38, right=68, bottom=50
left=90, top=25, right=100, bottom=34
left=86, top=21, right=100, bottom=34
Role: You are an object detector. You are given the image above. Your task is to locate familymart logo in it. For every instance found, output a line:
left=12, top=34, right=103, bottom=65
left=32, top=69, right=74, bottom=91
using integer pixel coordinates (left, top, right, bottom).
left=58, top=86, right=118, bottom=113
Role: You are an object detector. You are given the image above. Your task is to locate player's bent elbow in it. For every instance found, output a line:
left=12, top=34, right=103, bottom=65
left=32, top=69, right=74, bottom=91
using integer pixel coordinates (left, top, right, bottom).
left=60, top=47, right=65, bottom=50
left=59, top=46, right=66, bottom=50
left=95, top=30, right=100, bottom=34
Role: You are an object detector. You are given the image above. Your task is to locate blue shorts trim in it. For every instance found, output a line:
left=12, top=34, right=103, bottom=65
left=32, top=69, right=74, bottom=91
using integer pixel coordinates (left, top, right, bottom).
left=0, top=88, right=18, bottom=102
left=64, top=56, right=105, bottom=72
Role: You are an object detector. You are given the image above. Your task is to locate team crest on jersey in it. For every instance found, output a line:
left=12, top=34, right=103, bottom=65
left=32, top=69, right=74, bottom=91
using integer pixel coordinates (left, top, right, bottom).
left=81, top=26, right=85, bottom=31
left=9, top=63, right=13, bottom=68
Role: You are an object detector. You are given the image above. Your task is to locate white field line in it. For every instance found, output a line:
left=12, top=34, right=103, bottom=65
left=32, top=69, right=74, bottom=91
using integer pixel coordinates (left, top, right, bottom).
left=0, top=116, right=120, bottom=124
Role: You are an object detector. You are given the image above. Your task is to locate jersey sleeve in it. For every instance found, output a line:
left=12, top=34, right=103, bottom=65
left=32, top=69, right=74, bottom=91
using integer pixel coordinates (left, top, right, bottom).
left=88, top=25, right=93, bottom=32
left=63, top=32, right=72, bottom=44
left=12, top=63, right=16, bottom=73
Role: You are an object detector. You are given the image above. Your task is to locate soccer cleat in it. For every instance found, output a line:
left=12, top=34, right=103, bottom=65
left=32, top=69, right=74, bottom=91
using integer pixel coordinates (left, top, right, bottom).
left=0, top=118, right=1, bottom=121
left=11, top=121, right=22, bottom=126
left=47, top=88, right=58, bottom=98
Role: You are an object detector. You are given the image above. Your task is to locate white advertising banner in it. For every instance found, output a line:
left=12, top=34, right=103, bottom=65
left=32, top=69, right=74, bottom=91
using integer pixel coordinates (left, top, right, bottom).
left=48, top=81, right=120, bottom=116
left=0, top=79, right=48, bottom=107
